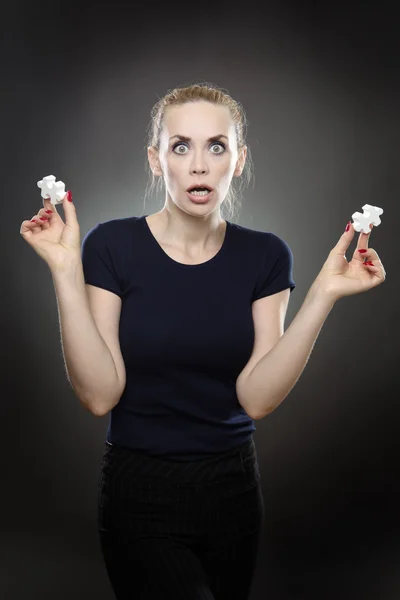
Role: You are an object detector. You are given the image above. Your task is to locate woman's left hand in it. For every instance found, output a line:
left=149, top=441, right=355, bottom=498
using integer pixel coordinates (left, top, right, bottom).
left=314, top=221, right=386, bottom=303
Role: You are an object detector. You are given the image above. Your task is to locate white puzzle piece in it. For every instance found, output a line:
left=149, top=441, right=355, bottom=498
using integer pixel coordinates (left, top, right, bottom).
left=352, top=204, right=383, bottom=234
left=37, top=175, right=66, bottom=205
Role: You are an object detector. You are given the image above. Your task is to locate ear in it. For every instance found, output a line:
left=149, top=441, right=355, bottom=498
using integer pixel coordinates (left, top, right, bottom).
left=147, top=146, right=163, bottom=177
left=234, top=145, right=247, bottom=177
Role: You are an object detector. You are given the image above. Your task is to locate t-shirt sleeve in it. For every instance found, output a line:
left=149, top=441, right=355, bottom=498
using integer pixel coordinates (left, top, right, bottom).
left=252, top=233, right=296, bottom=301
left=81, top=223, right=123, bottom=298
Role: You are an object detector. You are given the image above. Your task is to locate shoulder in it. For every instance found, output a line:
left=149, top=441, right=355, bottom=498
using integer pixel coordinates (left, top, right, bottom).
left=231, top=221, right=293, bottom=258
left=82, top=216, right=141, bottom=245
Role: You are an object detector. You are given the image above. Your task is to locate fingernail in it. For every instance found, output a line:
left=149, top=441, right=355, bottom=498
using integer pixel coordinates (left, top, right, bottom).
left=345, top=221, right=351, bottom=232
left=358, top=249, right=367, bottom=253
left=45, top=210, right=53, bottom=214
left=66, top=190, right=73, bottom=202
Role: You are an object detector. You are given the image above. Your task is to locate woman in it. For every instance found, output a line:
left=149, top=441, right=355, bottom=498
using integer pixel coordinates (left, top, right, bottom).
left=20, top=83, right=385, bottom=599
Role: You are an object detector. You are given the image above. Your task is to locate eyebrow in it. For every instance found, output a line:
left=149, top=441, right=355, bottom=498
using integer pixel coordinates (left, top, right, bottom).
left=169, top=134, right=229, bottom=143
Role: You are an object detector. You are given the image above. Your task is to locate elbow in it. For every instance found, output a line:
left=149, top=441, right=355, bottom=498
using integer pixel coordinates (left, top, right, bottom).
left=246, top=405, right=266, bottom=421
left=85, top=394, right=121, bottom=417
left=237, top=395, right=261, bottom=421
left=250, top=411, right=262, bottom=421
left=93, top=398, right=119, bottom=417
left=236, top=376, right=263, bottom=421
left=91, top=405, right=109, bottom=417
left=242, top=402, right=260, bottom=420
left=250, top=406, right=274, bottom=421
left=88, top=379, right=125, bottom=416
left=80, top=398, right=106, bottom=417
left=236, top=385, right=275, bottom=421
left=251, top=397, right=286, bottom=420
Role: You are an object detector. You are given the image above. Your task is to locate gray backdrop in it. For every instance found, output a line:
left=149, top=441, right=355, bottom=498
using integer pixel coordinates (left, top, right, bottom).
left=2, top=1, right=399, bottom=598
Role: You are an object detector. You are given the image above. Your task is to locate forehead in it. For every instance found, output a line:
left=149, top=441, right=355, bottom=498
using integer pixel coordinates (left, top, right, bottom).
left=162, top=101, right=234, bottom=138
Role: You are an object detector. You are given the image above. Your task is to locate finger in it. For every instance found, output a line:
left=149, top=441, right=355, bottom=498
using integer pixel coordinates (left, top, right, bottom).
left=355, top=223, right=373, bottom=254
left=362, top=260, right=383, bottom=282
left=21, top=200, right=55, bottom=235
left=357, top=247, right=382, bottom=265
left=354, top=224, right=375, bottom=263
left=31, top=205, right=51, bottom=230
left=363, top=261, right=379, bottom=270
left=334, top=220, right=355, bottom=255
left=20, top=218, right=38, bottom=235
left=60, top=190, right=78, bottom=227
left=20, top=213, right=46, bottom=235
left=42, top=196, right=60, bottom=218
left=40, top=200, right=58, bottom=228
left=24, top=211, right=49, bottom=229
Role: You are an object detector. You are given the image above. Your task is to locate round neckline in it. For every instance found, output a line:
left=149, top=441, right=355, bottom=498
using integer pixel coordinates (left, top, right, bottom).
left=141, top=215, right=231, bottom=267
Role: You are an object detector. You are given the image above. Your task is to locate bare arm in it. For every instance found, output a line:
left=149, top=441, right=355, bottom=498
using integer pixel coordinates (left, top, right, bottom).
left=236, top=282, right=335, bottom=420
left=51, top=260, right=124, bottom=416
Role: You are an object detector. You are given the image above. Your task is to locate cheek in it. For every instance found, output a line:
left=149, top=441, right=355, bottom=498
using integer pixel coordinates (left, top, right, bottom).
left=164, top=153, right=182, bottom=171
left=160, top=156, right=176, bottom=180
left=218, top=158, right=235, bottom=179
left=220, top=153, right=235, bottom=169
left=165, top=163, right=181, bottom=184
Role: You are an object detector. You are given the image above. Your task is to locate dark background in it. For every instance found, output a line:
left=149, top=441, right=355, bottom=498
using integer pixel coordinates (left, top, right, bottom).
left=2, top=0, right=399, bottom=598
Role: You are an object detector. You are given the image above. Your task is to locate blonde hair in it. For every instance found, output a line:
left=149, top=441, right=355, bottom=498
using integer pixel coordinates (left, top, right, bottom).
left=143, top=81, right=254, bottom=222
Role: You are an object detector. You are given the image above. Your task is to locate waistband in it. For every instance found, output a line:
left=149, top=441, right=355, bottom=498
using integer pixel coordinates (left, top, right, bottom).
left=101, top=436, right=259, bottom=486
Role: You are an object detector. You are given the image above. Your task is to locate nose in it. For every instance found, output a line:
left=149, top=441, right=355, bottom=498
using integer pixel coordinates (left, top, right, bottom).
left=190, top=152, right=208, bottom=175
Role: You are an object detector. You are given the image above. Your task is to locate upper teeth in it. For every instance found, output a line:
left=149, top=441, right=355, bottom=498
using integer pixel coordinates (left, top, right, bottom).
left=190, top=189, right=209, bottom=195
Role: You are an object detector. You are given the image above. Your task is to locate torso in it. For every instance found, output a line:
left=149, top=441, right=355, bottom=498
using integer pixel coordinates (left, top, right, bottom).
left=145, top=214, right=227, bottom=266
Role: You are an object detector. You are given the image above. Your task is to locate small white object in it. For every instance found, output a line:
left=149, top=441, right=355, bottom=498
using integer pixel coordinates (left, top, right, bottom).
left=352, top=204, right=383, bottom=234
left=37, top=175, right=66, bottom=205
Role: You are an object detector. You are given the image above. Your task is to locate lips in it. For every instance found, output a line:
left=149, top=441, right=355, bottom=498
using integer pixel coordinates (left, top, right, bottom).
left=186, top=184, right=214, bottom=192
left=186, top=189, right=214, bottom=204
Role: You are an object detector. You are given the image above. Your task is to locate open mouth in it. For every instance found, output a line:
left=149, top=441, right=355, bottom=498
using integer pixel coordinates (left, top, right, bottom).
left=186, top=187, right=214, bottom=202
left=187, top=185, right=213, bottom=194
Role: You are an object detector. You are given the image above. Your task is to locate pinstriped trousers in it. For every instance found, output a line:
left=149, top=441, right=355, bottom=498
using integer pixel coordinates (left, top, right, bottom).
left=97, top=436, right=264, bottom=599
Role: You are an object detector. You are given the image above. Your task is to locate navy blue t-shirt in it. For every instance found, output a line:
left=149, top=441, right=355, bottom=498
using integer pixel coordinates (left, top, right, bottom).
left=81, top=215, right=296, bottom=461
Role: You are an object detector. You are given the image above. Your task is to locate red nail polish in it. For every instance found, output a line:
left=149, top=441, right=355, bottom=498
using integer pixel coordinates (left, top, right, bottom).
left=66, top=190, right=73, bottom=202
left=345, top=221, right=351, bottom=232
left=358, top=249, right=367, bottom=253
left=45, top=210, right=53, bottom=214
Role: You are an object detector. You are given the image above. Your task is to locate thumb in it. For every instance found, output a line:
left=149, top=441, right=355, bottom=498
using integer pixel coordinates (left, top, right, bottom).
left=335, top=220, right=354, bottom=253
left=61, top=190, right=79, bottom=227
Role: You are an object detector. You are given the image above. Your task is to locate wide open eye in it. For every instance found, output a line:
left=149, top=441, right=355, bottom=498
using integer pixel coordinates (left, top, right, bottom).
left=172, top=142, right=226, bottom=155
left=210, top=142, right=226, bottom=154
left=173, top=143, right=188, bottom=154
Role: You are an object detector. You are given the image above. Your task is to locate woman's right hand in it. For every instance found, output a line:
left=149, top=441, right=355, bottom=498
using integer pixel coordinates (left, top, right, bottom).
left=20, top=191, right=81, bottom=273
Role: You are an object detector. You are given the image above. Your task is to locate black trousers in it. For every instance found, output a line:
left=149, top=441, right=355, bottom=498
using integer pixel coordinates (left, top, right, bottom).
left=97, top=436, right=264, bottom=599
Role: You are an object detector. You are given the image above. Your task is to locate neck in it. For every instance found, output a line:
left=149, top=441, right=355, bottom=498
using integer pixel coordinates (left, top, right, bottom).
left=155, top=202, right=226, bottom=252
